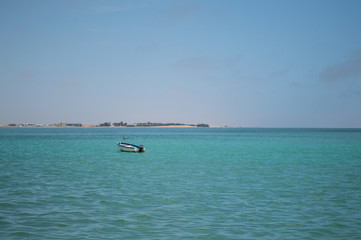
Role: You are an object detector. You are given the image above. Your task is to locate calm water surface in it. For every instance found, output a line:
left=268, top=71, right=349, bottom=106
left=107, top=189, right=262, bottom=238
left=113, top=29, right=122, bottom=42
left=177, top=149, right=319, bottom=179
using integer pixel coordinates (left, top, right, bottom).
left=1, top=128, right=361, bottom=239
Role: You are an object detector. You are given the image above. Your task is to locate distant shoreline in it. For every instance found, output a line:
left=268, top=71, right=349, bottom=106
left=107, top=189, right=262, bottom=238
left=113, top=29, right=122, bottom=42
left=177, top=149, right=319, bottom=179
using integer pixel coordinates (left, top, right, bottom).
left=0, top=124, right=227, bottom=128
left=137, top=125, right=226, bottom=128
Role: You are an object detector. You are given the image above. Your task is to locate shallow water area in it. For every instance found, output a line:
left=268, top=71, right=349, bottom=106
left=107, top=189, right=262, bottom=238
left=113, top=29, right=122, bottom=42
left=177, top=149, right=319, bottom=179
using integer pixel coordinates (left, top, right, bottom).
left=1, top=128, right=361, bottom=239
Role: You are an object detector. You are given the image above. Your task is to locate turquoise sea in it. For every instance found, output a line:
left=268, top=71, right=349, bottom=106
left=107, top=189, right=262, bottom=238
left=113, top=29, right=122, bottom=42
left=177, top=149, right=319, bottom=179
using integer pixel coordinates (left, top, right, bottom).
left=1, top=128, right=361, bottom=239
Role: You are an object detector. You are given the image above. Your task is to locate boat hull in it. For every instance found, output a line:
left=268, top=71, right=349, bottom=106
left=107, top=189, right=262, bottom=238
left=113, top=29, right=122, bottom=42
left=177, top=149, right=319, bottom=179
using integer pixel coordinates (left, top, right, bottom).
left=117, top=142, right=145, bottom=152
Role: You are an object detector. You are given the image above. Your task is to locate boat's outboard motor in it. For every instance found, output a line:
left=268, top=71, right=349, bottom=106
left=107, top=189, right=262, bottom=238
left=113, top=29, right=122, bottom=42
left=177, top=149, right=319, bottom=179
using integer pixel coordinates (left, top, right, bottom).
left=139, top=145, right=145, bottom=152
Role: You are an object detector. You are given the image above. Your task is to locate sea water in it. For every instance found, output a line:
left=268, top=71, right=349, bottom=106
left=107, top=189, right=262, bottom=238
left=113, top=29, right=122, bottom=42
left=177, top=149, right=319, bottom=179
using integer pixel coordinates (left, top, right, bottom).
left=1, top=128, right=361, bottom=239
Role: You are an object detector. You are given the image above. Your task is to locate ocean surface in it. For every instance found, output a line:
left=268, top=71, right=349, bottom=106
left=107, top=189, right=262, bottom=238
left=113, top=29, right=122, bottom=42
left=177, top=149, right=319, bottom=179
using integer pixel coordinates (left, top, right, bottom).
left=1, top=127, right=361, bottom=239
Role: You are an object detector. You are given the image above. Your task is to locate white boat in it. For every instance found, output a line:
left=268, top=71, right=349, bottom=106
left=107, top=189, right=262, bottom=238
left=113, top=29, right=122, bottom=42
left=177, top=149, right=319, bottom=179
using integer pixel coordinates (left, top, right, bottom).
left=117, top=142, right=145, bottom=152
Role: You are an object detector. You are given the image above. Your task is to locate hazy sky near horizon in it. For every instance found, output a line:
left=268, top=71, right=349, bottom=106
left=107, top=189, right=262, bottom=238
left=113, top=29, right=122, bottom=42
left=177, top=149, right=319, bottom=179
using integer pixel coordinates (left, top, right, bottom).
left=1, top=0, right=361, bottom=127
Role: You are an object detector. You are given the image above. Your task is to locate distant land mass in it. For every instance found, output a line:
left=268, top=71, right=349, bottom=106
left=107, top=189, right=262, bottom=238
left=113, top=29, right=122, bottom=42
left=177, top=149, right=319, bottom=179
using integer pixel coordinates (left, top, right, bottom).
left=1, top=122, right=226, bottom=128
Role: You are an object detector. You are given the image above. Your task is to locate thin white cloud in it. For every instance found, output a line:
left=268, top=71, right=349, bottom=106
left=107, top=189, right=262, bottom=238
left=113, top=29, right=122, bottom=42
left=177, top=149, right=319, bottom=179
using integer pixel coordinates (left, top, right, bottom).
left=165, top=4, right=199, bottom=23
left=20, top=72, right=33, bottom=80
left=319, top=50, right=361, bottom=82
left=168, top=85, right=183, bottom=93
left=174, top=54, right=242, bottom=73
left=174, top=56, right=210, bottom=72
left=57, top=81, right=83, bottom=92
left=99, top=3, right=147, bottom=13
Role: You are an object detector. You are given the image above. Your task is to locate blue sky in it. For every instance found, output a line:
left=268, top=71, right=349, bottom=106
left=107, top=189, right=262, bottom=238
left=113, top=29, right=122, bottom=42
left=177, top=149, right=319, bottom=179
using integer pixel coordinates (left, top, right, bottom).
left=1, top=0, right=360, bottom=127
